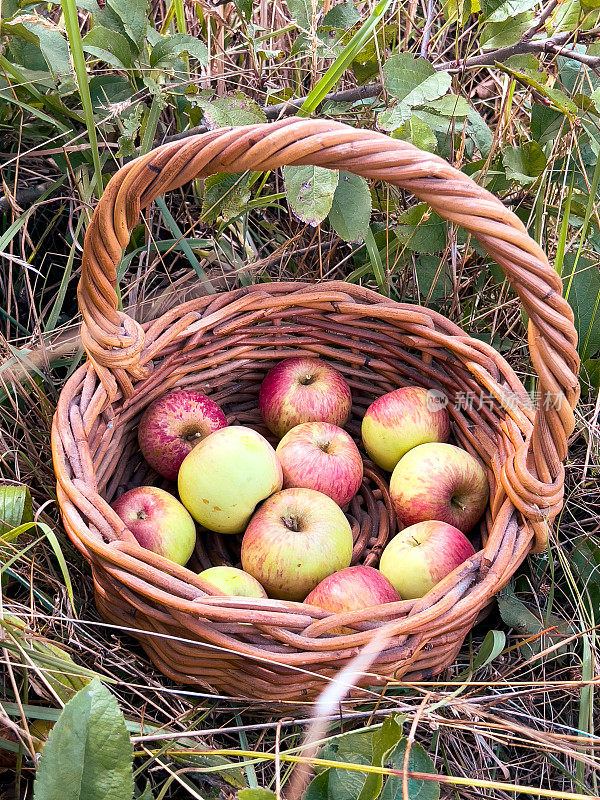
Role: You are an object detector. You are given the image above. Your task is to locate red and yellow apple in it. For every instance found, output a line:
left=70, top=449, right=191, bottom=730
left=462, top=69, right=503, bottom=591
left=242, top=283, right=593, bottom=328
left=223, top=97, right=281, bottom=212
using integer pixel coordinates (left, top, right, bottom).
left=304, top=566, right=400, bottom=633
left=199, top=566, right=267, bottom=598
left=361, top=386, right=450, bottom=472
left=276, top=422, right=363, bottom=506
left=112, top=486, right=196, bottom=566
left=241, top=488, right=353, bottom=601
left=379, top=520, right=476, bottom=599
left=178, top=426, right=283, bottom=534
left=390, top=442, right=489, bottom=532
left=138, top=390, right=227, bottom=481
left=259, top=357, right=352, bottom=438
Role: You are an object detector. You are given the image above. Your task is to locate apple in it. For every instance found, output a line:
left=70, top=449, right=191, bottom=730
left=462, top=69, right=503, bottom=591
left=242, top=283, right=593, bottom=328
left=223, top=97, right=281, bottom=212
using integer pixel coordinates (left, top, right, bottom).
left=178, top=426, right=283, bottom=534
left=379, top=521, right=476, bottom=599
left=112, top=486, right=196, bottom=566
left=390, top=442, right=489, bottom=532
left=304, top=566, right=400, bottom=633
left=138, top=390, right=227, bottom=481
left=241, top=488, right=353, bottom=601
left=361, top=386, right=450, bottom=472
left=198, top=566, right=267, bottom=598
left=259, top=357, right=352, bottom=438
left=276, top=422, right=363, bottom=507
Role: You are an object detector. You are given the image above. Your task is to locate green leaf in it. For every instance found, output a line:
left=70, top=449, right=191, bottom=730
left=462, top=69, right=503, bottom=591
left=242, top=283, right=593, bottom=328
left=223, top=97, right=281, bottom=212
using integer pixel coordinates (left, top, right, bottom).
left=193, top=91, right=267, bottom=128
left=328, top=172, right=372, bottom=242
left=323, top=1, right=360, bottom=27
left=33, top=679, right=133, bottom=800
left=82, top=26, right=136, bottom=68
left=396, top=205, right=447, bottom=253
left=563, top=255, right=600, bottom=356
left=238, top=790, right=276, bottom=800
left=202, top=173, right=251, bottom=222
left=467, top=106, right=494, bottom=156
left=304, top=770, right=330, bottom=800
left=427, top=95, right=470, bottom=117
left=135, top=782, right=154, bottom=800
left=472, top=629, right=506, bottom=669
left=150, top=33, right=208, bottom=67
left=284, top=165, right=339, bottom=226
left=383, top=54, right=451, bottom=106
left=531, top=104, right=564, bottom=145
left=480, top=12, right=533, bottom=49
left=5, top=17, right=72, bottom=84
left=381, top=739, right=439, bottom=800
left=233, top=0, right=253, bottom=20
left=481, top=0, right=535, bottom=22
left=502, top=141, right=547, bottom=184
left=329, top=753, right=369, bottom=800
left=497, top=584, right=572, bottom=659
left=107, top=0, right=147, bottom=45
left=392, top=115, right=437, bottom=151
left=287, top=0, right=314, bottom=28
left=0, top=485, right=33, bottom=535
left=358, top=716, right=406, bottom=800
left=116, top=106, right=144, bottom=157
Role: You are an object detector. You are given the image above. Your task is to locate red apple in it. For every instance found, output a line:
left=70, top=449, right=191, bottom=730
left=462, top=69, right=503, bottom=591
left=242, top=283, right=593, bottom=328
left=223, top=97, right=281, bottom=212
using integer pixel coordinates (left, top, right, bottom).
left=390, top=442, right=489, bottom=532
left=304, top=566, right=400, bottom=633
left=379, top=521, right=476, bottom=599
left=241, top=488, right=353, bottom=601
left=361, top=386, right=450, bottom=472
left=259, top=357, right=352, bottom=438
left=112, top=486, right=196, bottom=566
left=198, top=566, right=267, bottom=598
left=276, top=422, right=363, bottom=506
left=138, top=390, right=227, bottom=481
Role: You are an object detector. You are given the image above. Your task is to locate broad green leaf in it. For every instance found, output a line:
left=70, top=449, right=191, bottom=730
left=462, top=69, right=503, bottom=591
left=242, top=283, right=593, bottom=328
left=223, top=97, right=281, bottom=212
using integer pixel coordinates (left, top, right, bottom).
left=287, top=0, right=314, bottom=28
left=321, top=729, right=375, bottom=765
left=427, top=95, right=470, bottom=117
left=107, top=0, right=147, bottom=45
left=443, top=0, right=480, bottom=24
left=33, top=679, right=133, bottom=800
left=497, top=584, right=572, bottom=659
left=329, top=753, right=369, bottom=799
left=193, top=91, right=267, bottom=128
left=563, top=255, right=600, bottom=356
left=233, top=0, right=253, bottom=19
left=0, top=485, right=33, bottom=535
left=480, top=12, right=533, bottom=50
left=392, top=115, right=437, bottom=152
left=323, top=1, right=360, bottom=27
left=467, top=106, right=494, bottom=156
left=202, top=173, right=251, bottom=222
left=396, top=205, right=447, bottom=254
left=570, top=537, right=600, bottom=610
left=328, top=172, right=371, bottom=242
left=358, top=715, right=406, bottom=800
left=531, top=104, right=565, bottom=145
left=135, top=783, right=154, bottom=800
left=150, top=34, right=208, bottom=67
left=284, top=165, right=339, bottom=226
left=5, top=17, right=72, bottom=83
left=304, top=770, right=330, bottom=800
left=502, top=141, right=547, bottom=184
left=238, top=790, right=276, bottom=800
left=89, top=75, right=132, bottom=110
left=472, top=629, right=506, bottom=669
left=116, top=106, right=144, bottom=157
left=481, top=0, right=535, bottom=22
left=383, top=54, right=451, bottom=107
left=82, top=26, right=136, bottom=68
left=381, top=739, right=439, bottom=800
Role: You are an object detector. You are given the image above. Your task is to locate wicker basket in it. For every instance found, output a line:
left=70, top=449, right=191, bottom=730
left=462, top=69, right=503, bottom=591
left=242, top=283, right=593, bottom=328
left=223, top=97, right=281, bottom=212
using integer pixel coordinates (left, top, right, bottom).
left=52, top=118, right=579, bottom=703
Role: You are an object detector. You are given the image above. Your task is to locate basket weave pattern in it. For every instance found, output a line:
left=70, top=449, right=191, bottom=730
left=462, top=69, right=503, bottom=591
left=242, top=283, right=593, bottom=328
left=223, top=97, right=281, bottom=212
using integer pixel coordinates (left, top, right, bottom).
left=52, top=119, right=579, bottom=701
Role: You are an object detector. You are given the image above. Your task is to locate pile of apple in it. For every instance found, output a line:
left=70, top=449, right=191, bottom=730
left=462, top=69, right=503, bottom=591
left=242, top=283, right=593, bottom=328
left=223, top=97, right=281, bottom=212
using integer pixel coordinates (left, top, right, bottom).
left=113, top=357, right=489, bottom=623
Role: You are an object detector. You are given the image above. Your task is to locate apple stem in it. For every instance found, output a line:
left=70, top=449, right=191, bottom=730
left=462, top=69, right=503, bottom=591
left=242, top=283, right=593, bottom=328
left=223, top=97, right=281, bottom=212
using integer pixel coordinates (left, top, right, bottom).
left=282, top=515, right=300, bottom=532
left=299, top=374, right=314, bottom=386
left=451, top=497, right=466, bottom=511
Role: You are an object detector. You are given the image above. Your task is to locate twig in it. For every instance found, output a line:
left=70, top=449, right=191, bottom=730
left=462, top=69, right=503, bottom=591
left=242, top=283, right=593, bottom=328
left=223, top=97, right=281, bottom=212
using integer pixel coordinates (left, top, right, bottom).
left=420, top=0, right=436, bottom=59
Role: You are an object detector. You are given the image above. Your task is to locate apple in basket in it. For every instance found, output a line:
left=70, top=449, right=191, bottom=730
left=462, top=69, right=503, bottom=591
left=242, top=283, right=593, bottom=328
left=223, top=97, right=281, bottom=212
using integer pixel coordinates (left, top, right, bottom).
left=259, top=357, right=352, bottom=438
left=390, top=442, right=489, bottom=533
left=304, top=566, right=400, bottom=634
left=198, top=566, right=267, bottom=598
left=276, top=422, right=363, bottom=506
left=241, top=488, right=353, bottom=601
left=112, top=486, right=196, bottom=566
left=178, top=426, right=283, bottom=534
left=379, top=521, right=476, bottom=600
left=361, top=386, right=450, bottom=472
left=138, top=390, right=227, bottom=481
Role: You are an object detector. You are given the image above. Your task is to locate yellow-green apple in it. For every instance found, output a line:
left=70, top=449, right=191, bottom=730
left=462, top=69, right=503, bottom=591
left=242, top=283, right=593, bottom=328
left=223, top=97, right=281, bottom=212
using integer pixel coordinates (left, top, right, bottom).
left=241, top=488, right=353, bottom=601
left=390, top=442, right=489, bottom=532
left=178, top=426, right=282, bottom=534
left=276, top=422, right=363, bottom=506
left=138, top=390, right=227, bottom=481
left=379, top=521, right=475, bottom=599
left=112, top=486, right=196, bottom=566
left=304, top=566, right=400, bottom=633
left=198, top=566, right=267, bottom=598
left=361, top=387, right=450, bottom=472
left=259, top=357, right=352, bottom=438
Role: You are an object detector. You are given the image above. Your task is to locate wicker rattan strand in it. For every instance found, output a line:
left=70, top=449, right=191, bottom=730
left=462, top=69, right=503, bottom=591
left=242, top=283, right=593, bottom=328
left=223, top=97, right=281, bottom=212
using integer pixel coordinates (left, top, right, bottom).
left=52, top=119, right=579, bottom=702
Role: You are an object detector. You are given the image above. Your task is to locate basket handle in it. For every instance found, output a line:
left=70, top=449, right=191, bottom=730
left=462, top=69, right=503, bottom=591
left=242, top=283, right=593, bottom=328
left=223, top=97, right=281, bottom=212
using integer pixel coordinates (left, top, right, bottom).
left=78, top=117, right=579, bottom=503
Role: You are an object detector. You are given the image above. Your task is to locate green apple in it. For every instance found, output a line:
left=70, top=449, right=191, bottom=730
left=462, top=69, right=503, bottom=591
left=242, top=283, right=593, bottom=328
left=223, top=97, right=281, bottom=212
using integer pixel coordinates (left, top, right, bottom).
left=178, top=426, right=282, bottom=534
left=199, top=566, right=267, bottom=598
